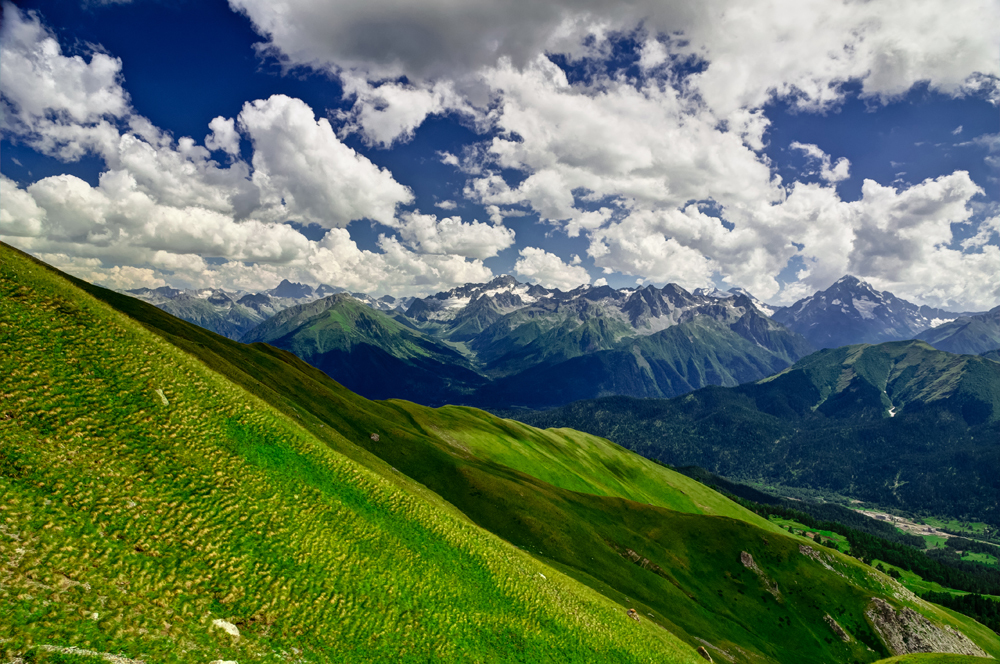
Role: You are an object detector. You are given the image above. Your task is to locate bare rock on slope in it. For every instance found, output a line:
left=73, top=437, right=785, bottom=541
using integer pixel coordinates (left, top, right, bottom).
left=865, top=597, right=987, bottom=656
left=740, top=551, right=780, bottom=599
left=824, top=614, right=851, bottom=642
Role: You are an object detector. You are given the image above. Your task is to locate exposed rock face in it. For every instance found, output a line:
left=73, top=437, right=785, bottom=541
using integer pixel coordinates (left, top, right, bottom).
left=824, top=614, right=851, bottom=642
left=740, top=551, right=780, bottom=599
left=798, top=544, right=843, bottom=577
left=865, top=598, right=987, bottom=656
left=771, top=275, right=972, bottom=349
left=36, top=645, right=145, bottom=664
left=798, top=544, right=822, bottom=561
left=211, top=618, right=240, bottom=639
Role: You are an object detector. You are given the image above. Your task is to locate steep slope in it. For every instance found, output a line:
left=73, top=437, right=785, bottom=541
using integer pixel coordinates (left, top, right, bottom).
left=918, top=307, right=1000, bottom=355
left=6, top=243, right=997, bottom=662
left=241, top=293, right=487, bottom=404
left=0, top=244, right=706, bottom=664
left=772, top=275, right=971, bottom=349
left=517, top=341, right=1000, bottom=522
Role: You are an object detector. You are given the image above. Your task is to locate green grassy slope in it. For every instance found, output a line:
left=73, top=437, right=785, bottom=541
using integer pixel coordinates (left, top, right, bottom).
left=4, top=243, right=999, bottom=663
left=0, top=245, right=704, bottom=663
left=517, top=341, right=1000, bottom=522
left=386, top=402, right=784, bottom=526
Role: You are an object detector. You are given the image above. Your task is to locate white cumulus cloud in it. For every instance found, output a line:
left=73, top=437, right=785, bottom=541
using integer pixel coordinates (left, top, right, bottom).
left=205, top=116, right=241, bottom=157
left=513, top=246, right=590, bottom=290
left=790, top=142, right=851, bottom=183
left=394, top=212, right=515, bottom=259
left=0, top=3, right=130, bottom=160
left=238, top=94, right=413, bottom=227
left=231, top=0, right=1000, bottom=145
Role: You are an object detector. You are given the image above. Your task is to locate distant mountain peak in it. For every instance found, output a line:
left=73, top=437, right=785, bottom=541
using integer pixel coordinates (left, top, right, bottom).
left=773, top=277, right=967, bottom=349
left=831, top=274, right=881, bottom=295
left=693, top=287, right=733, bottom=299
left=488, top=274, right=520, bottom=288
left=269, top=279, right=315, bottom=299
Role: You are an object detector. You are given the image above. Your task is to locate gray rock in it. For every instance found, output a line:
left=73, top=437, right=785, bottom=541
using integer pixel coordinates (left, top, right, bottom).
left=865, top=597, right=987, bottom=656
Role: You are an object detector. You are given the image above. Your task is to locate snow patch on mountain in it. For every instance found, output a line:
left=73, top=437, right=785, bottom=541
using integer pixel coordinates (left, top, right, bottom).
left=853, top=297, right=879, bottom=320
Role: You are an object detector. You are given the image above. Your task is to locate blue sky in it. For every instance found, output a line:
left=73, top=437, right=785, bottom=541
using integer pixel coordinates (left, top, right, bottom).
left=1, top=0, right=998, bottom=309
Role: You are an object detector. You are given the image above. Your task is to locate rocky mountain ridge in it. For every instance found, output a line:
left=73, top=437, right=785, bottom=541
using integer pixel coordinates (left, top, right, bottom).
left=243, top=275, right=814, bottom=407
left=917, top=305, right=1000, bottom=355
left=772, top=275, right=978, bottom=349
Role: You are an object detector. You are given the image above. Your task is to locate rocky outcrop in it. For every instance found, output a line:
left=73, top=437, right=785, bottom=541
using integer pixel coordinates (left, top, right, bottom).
left=739, top=551, right=760, bottom=573
left=211, top=618, right=240, bottom=639
left=865, top=598, right=987, bottom=656
left=824, top=614, right=851, bottom=642
left=740, top=551, right=780, bottom=599
left=798, top=544, right=845, bottom=578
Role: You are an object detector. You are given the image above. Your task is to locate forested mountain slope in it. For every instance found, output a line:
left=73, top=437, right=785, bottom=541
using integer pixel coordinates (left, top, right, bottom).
left=516, top=340, right=1000, bottom=523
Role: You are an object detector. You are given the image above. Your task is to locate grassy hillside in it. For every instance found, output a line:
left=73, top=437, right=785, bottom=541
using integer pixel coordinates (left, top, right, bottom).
left=517, top=341, right=1000, bottom=523
left=0, top=245, right=702, bottom=663
left=4, top=243, right=999, bottom=663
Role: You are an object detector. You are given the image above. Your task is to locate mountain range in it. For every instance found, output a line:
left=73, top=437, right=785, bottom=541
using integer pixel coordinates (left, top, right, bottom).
left=515, top=339, right=1000, bottom=522
left=240, top=292, right=487, bottom=403
left=246, top=276, right=814, bottom=407
left=4, top=241, right=998, bottom=663
left=125, top=273, right=990, bottom=409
